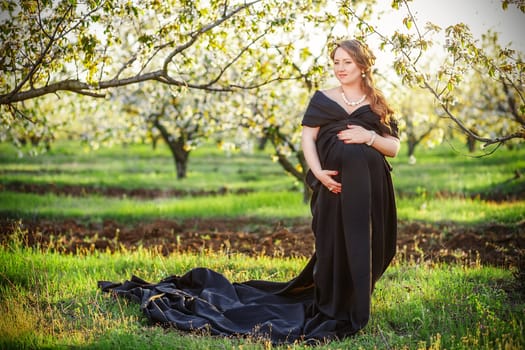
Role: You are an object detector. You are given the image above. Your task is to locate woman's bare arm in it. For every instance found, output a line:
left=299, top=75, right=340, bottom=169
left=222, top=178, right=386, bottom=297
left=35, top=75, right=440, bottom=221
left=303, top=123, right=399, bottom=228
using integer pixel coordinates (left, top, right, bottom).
left=302, top=126, right=342, bottom=193
left=337, top=124, right=400, bottom=157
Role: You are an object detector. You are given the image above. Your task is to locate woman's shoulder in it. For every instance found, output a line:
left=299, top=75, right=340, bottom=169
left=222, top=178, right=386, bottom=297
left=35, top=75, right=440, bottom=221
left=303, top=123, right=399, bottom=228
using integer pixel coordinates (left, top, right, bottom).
left=318, top=87, right=339, bottom=99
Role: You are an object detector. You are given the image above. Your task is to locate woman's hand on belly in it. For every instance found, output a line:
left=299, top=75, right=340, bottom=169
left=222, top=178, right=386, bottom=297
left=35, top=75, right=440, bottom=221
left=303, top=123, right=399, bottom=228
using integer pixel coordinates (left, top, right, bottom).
left=314, top=169, right=342, bottom=194
left=337, top=124, right=400, bottom=157
left=337, top=124, right=372, bottom=144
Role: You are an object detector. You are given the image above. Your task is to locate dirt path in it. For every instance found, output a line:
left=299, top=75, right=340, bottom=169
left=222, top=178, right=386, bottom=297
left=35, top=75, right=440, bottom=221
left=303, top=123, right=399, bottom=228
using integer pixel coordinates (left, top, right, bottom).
left=2, top=217, right=523, bottom=267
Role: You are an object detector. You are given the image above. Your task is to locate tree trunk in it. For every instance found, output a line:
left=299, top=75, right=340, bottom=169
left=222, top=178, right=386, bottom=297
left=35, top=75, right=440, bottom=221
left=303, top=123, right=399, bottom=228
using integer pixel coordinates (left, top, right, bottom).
left=466, top=135, right=476, bottom=152
left=153, top=118, right=190, bottom=179
left=167, top=141, right=189, bottom=179
left=257, top=136, right=268, bottom=151
left=303, top=181, right=311, bottom=204
left=151, top=134, right=161, bottom=150
left=175, top=157, right=188, bottom=179
left=407, top=139, right=417, bottom=158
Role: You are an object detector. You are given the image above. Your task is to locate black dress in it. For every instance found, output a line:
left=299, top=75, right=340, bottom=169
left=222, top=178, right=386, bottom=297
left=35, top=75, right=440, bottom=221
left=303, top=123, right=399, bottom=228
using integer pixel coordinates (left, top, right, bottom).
left=99, top=90, right=398, bottom=344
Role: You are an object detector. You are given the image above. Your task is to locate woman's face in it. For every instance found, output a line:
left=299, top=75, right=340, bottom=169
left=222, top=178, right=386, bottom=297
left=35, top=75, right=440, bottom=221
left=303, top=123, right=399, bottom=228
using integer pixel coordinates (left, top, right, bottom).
left=332, top=47, right=362, bottom=86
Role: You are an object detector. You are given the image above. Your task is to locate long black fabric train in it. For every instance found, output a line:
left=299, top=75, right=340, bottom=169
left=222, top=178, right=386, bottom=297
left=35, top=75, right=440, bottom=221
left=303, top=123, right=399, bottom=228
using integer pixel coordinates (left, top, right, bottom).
left=99, top=90, right=398, bottom=344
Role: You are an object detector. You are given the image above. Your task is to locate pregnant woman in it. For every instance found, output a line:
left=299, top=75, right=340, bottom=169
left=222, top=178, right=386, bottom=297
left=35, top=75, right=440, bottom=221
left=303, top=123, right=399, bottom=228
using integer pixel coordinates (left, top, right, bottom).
left=100, top=39, right=400, bottom=344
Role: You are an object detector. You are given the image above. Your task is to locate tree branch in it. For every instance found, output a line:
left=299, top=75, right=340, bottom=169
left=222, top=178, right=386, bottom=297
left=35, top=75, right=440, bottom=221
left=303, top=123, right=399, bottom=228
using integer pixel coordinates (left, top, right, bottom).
left=162, top=0, right=261, bottom=73
left=424, top=81, right=524, bottom=146
left=6, top=4, right=74, bottom=101
left=276, top=152, right=302, bottom=179
left=1, top=0, right=265, bottom=104
left=402, top=0, right=425, bottom=64
left=502, top=79, right=525, bottom=125
left=205, top=29, right=270, bottom=87
left=342, top=1, right=525, bottom=147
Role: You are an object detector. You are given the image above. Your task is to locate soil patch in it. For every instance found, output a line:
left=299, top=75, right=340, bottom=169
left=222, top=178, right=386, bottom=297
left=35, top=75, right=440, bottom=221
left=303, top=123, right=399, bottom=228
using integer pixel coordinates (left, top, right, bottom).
left=3, top=180, right=524, bottom=202
left=1, top=217, right=523, bottom=267
left=1, top=181, right=252, bottom=199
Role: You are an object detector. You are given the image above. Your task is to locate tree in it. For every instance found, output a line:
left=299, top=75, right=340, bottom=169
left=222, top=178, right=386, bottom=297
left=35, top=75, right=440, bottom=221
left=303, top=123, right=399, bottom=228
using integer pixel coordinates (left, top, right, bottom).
left=121, top=83, right=223, bottom=179
left=2, top=0, right=354, bottom=185
left=102, top=0, right=334, bottom=179
left=245, top=83, right=312, bottom=201
left=0, top=0, right=311, bottom=128
left=340, top=0, right=524, bottom=150
left=391, top=84, right=445, bottom=163
left=448, top=31, right=524, bottom=152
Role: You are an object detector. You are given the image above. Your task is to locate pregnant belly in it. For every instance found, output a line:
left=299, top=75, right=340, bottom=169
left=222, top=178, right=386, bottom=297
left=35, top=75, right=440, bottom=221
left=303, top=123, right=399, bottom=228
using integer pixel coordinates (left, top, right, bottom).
left=323, top=141, right=384, bottom=181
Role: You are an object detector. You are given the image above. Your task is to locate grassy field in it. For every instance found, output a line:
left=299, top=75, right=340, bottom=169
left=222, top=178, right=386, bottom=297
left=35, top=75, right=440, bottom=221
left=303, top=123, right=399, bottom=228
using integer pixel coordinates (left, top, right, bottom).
left=1, top=141, right=524, bottom=225
left=1, top=140, right=524, bottom=196
left=1, top=237, right=523, bottom=350
left=1, top=140, right=524, bottom=349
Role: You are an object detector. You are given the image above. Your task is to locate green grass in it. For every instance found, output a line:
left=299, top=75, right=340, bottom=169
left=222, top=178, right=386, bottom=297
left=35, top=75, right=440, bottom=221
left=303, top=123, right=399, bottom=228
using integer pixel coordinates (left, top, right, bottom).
left=1, top=140, right=524, bottom=348
left=1, top=190, right=523, bottom=225
left=0, top=141, right=299, bottom=192
left=1, top=140, right=524, bottom=225
left=1, top=236, right=522, bottom=349
left=391, top=143, right=525, bottom=198
left=1, top=140, right=524, bottom=196
left=0, top=190, right=309, bottom=223
left=396, top=196, right=524, bottom=224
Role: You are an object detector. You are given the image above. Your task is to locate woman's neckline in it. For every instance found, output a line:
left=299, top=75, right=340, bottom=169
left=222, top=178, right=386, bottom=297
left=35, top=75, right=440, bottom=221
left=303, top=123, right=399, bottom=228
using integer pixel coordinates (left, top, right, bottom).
left=317, top=90, right=371, bottom=117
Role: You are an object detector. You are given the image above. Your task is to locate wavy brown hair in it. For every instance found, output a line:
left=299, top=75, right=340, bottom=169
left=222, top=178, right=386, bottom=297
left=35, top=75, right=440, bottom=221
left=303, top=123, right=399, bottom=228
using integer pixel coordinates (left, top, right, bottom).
left=330, top=39, right=394, bottom=126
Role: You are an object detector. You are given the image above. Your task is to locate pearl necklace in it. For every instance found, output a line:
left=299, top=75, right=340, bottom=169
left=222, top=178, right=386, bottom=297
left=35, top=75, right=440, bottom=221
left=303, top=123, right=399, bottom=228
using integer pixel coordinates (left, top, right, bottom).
left=341, top=91, right=367, bottom=107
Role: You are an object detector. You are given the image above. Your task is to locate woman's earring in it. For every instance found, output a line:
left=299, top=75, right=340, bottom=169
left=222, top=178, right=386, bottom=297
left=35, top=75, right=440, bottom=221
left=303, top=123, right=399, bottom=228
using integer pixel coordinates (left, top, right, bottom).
left=361, top=71, right=366, bottom=78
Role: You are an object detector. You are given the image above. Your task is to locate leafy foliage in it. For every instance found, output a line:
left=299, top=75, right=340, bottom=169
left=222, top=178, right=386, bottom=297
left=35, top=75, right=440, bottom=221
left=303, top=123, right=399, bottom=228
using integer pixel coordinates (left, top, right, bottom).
left=0, top=0, right=318, bottom=115
left=340, top=0, right=525, bottom=149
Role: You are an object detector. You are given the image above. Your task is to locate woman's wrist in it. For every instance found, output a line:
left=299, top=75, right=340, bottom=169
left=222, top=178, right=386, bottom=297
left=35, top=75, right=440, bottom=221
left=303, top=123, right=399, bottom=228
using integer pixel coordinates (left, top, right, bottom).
left=311, top=168, right=323, bottom=178
left=366, top=130, right=377, bottom=146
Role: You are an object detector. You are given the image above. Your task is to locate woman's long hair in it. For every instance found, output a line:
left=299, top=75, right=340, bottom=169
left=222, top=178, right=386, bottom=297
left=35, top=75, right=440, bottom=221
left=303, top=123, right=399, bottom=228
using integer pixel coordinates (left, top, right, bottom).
left=330, top=39, right=394, bottom=126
